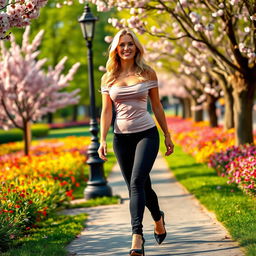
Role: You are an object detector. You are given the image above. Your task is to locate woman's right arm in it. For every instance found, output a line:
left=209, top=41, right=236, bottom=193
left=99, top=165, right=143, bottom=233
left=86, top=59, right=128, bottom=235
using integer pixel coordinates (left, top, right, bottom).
left=98, top=93, right=113, bottom=161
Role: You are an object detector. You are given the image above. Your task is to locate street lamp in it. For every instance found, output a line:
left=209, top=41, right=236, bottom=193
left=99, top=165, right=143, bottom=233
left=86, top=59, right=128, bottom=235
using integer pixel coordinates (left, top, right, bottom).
left=78, top=3, right=112, bottom=199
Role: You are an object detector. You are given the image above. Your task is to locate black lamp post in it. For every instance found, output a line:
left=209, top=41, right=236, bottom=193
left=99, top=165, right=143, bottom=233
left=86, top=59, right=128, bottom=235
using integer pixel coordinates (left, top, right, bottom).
left=78, top=3, right=112, bottom=199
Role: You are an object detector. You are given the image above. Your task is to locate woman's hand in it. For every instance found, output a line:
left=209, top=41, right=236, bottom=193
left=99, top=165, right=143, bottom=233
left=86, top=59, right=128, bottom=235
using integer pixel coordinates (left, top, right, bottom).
left=164, top=135, right=174, bottom=156
left=98, top=141, right=108, bottom=161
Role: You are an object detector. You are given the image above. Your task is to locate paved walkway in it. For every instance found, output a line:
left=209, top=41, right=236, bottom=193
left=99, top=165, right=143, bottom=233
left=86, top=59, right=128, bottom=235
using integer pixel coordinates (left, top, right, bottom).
left=64, top=154, right=244, bottom=256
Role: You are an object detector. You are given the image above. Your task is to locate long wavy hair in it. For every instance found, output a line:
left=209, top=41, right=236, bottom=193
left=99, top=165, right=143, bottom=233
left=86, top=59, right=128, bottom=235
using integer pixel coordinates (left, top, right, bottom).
left=102, top=29, right=152, bottom=86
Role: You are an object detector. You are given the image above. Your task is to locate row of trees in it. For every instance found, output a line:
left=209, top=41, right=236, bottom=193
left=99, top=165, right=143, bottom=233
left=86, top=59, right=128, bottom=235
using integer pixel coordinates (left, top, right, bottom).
left=89, top=0, right=256, bottom=146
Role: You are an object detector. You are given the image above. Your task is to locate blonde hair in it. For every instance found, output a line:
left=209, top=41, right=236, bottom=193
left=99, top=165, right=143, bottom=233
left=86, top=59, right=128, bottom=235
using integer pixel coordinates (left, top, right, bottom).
left=102, top=29, right=152, bottom=86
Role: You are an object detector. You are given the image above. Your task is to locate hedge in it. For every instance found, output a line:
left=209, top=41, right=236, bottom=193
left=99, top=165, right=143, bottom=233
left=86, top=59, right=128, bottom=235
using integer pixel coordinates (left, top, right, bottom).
left=0, top=124, right=50, bottom=144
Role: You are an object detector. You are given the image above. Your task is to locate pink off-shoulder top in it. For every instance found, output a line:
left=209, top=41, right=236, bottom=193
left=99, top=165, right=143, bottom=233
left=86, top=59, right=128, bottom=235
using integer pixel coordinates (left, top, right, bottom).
left=101, top=80, right=158, bottom=134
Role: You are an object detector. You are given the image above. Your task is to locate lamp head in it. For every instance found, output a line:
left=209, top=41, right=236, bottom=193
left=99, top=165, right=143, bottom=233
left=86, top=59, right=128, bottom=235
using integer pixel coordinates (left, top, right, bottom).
left=78, top=3, right=98, bottom=41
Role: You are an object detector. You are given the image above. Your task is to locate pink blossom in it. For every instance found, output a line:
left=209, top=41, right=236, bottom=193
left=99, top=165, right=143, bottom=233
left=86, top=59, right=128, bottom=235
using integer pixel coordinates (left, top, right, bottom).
left=104, top=36, right=113, bottom=43
left=179, top=0, right=187, bottom=7
left=230, top=0, right=239, bottom=5
left=250, top=14, right=256, bottom=21
left=189, top=12, right=200, bottom=23
left=217, top=10, right=224, bottom=16
left=194, top=24, right=204, bottom=32
left=98, top=65, right=106, bottom=72
left=191, top=105, right=203, bottom=111
left=244, top=27, right=251, bottom=33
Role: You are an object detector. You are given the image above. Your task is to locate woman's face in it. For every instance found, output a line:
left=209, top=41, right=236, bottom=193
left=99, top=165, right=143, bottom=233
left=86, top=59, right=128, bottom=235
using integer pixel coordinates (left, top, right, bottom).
left=116, top=34, right=137, bottom=61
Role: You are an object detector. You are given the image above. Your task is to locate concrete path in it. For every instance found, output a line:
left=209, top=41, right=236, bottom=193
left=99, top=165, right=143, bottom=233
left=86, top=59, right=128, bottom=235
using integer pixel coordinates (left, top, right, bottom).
left=64, top=154, right=244, bottom=256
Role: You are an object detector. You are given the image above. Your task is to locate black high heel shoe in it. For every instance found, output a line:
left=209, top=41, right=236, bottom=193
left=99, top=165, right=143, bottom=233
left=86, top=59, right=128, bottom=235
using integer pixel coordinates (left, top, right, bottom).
left=154, top=211, right=167, bottom=245
left=129, top=236, right=145, bottom=256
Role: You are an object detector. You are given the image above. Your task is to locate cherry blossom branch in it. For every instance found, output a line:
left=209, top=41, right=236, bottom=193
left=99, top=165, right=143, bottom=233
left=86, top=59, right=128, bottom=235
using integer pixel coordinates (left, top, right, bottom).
left=201, top=0, right=218, bottom=12
left=0, top=1, right=17, bottom=10
left=156, top=0, right=198, bottom=41
left=146, top=30, right=188, bottom=40
left=1, top=98, right=23, bottom=129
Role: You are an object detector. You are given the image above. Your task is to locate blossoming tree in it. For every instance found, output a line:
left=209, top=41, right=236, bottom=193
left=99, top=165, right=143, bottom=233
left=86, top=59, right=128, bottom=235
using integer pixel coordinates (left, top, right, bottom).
left=0, top=0, right=47, bottom=39
left=0, top=27, right=80, bottom=155
left=145, top=38, right=223, bottom=126
left=158, top=74, right=192, bottom=118
left=89, top=0, right=256, bottom=145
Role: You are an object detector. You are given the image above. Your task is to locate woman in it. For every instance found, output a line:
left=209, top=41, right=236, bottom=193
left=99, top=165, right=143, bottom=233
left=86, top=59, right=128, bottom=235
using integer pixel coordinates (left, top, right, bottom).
left=98, top=29, right=174, bottom=256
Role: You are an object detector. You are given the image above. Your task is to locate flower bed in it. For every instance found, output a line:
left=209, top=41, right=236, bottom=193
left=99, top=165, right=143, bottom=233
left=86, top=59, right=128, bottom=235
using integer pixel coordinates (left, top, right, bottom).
left=167, top=117, right=235, bottom=162
left=166, top=116, right=256, bottom=196
left=0, top=124, right=50, bottom=144
left=209, top=144, right=256, bottom=196
left=0, top=136, right=90, bottom=251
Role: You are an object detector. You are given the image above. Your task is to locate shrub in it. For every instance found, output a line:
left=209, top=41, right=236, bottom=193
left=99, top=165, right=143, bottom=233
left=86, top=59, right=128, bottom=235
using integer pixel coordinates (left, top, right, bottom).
left=0, top=124, right=50, bottom=144
left=208, top=144, right=256, bottom=176
left=227, top=155, right=256, bottom=196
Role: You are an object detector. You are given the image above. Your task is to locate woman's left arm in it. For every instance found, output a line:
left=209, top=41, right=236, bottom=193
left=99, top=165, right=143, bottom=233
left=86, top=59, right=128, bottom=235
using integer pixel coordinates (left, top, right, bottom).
left=148, top=70, right=174, bottom=155
left=149, top=87, right=174, bottom=156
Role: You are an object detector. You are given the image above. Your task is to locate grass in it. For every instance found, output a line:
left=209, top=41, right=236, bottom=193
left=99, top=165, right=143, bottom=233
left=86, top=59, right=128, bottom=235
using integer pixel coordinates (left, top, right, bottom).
left=0, top=124, right=50, bottom=144
left=1, top=214, right=87, bottom=256
left=67, top=195, right=121, bottom=209
left=159, top=136, right=256, bottom=256
left=46, top=127, right=91, bottom=138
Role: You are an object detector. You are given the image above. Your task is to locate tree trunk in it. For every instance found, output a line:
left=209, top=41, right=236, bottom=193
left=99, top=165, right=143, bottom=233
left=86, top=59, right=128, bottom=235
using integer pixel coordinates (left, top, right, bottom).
left=191, top=99, right=203, bottom=122
left=23, top=121, right=31, bottom=156
left=47, top=113, right=53, bottom=124
left=180, top=98, right=191, bottom=118
left=72, top=105, right=78, bottom=122
left=223, top=86, right=234, bottom=130
left=231, top=71, right=256, bottom=145
left=83, top=105, right=90, bottom=118
left=180, top=98, right=185, bottom=118
left=211, top=70, right=234, bottom=129
left=206, top=94, right=218, bottom=127
left=174, top=103, right=179, bottom=116
left=184, top=98, right=192, bottom=118
left=193, top=108, right=203, bottom=122
left=233, top=89, right=254, bottom=145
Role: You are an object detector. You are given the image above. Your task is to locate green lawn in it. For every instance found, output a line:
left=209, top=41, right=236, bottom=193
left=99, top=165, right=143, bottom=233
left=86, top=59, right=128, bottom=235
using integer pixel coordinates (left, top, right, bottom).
left=46, top=126, right=91, bottom=138
left=67, top=196, right=121, bottom=209
left=2, top=214, right=87, bottom=256
left=160, top=137, right=256, bottom=256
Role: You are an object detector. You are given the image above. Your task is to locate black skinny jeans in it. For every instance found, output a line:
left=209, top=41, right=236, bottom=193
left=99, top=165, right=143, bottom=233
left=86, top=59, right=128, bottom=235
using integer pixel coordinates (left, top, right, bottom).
left=113, top=126, right=161, bottom=235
